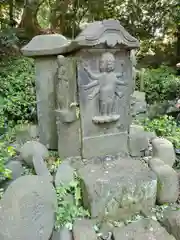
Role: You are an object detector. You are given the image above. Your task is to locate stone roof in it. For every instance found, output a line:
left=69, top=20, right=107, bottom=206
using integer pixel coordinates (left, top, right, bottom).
left=74, top=19, right=140, bottom=48
left=21, top=34, right=70, bottom=57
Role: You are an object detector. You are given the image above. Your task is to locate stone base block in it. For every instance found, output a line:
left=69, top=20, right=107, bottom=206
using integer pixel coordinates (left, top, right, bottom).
left=82, top=133, right=128, bottom=159
left=78, top=157, right=157, bottom=221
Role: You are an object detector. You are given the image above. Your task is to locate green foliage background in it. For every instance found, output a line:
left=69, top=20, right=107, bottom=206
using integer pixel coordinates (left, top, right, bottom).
left=0, top=57, right=36, bottom=127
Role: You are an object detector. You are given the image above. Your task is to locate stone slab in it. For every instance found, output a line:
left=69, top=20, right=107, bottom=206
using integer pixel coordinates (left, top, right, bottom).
left=0, top=175, right=57, bottom=240
left=78, top=157, right=157, bottom=221
left=77, top=48, right=133, bottom=159
left=34, top=57, right=58, bottom=149
left=113, top=219, right=175, bottom=240
left=82, top=133, right=128, bottom=159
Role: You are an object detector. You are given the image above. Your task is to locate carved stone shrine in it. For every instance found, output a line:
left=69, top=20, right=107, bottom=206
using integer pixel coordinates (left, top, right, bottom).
left=6, top=20, right=178, bottom=236
left=22, top=19, right=139, bottom=159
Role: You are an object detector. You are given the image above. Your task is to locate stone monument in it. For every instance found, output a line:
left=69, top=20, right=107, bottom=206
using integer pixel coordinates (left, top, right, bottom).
left=21, top=34, right=71, bottom=150
left=1, top=19, right=177, bottom=239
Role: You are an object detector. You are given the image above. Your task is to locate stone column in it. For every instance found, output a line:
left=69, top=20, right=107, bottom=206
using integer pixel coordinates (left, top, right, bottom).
left=21, top=34, right=70, bottom=149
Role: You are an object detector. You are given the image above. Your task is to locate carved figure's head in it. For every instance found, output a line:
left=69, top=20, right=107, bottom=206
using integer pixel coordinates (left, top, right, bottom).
left=99, top=52, right=115, bottom=72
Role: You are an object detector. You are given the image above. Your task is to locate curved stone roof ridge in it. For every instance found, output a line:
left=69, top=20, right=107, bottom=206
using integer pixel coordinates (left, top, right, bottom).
left=75, top=19, right=139, bottom=48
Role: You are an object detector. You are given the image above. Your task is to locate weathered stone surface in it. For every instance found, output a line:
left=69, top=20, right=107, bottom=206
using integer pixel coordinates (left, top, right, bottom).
left=148, top=158, right=179, bottom=204
left=20, top=140, right=49, bottom=166
left=152, top=137, right=176, bottom=167
left=160, top=209, right=180, bottom=240
left=34, top=57, right=58, bottom=149
left=55, top=56, right=81, bottom=158
left=113, top=219, right=175, bottom=240
left=75, top=20, right=140, bottom=48
left=131, top=91, right=147, bottom=118
left=129, top=124, right=149, bottom=157
left=77, top=50, right=132, bottom=158
left=32, top=154, right=52, bottom=182
left=16, top=124, right=39, bottom=145
left=73, top=219, right=97, bottom=240
left=5, top=160, right=23, bottom=180
left=78, top=157, right=157, bottom=221
left=55, top=161, right=74, bottom=187
left=21, top=34, right=70, bottom=56
left=0, top=175, right=57, bottom=240
left=51, top=227, right=73, bottom=240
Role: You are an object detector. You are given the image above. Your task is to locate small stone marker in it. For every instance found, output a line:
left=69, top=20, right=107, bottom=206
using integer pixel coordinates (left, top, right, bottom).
left=152, top=137, right=176, bottom=167
left=55, top=161, right=74, bottom=187
left=148, top=158, right=179, bottom=204
left=20, top=140, right=49, bottom=166
left=0, top=175, right=57, bottom=240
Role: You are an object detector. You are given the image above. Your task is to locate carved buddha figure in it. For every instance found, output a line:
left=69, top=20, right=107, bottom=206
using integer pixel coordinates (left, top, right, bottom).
left=83, top=52, right=127, bottom=123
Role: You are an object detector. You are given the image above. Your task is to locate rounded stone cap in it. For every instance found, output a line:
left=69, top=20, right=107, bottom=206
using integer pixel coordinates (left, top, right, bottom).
left=21, top=34, right=71, bottom=57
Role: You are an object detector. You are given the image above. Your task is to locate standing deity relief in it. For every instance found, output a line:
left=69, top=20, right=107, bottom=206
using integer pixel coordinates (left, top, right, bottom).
left=82, top=52, right=128, bottom=124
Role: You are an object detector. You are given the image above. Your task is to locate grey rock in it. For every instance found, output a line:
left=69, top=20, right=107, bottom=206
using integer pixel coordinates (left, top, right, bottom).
left=78, top=157, right=157, bottom=221
left=129, top=124, right=149, bottom=157
left=148, top=158, right=179, bottom=204
left=20, top=140, right=49, bottom=166
left=152, top=137, right=176, bottom=167
left=0, top=175, right=57, bottom=240
left=16, top=124, right=39, bottom=145
left=51, top=227, right=72, bottom=240
left=6, top=160, right=23, bottom=180
left=113, top=219, right=175, bottom=240
left=131, top=91, right=147, bottom=118
left=55, top=161, right=74, bottom=187
left=73, top=219, right=98, bottom=240
left=21, top=34, right=70, bottom=56
left=32, top=154, right=52, bottom=182
left=160, top=209, right=180, bottom=240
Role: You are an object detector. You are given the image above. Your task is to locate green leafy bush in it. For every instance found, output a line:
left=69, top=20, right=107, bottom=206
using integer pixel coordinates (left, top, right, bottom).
left=136, top=65, right=180, bottom=104
left=0, top=56, right=36, bottom=127
left=55, top=178, right=89, bottom=230
left=0, top=129, right=17, bottom=182
left=143, top=115, right=180, bottom=149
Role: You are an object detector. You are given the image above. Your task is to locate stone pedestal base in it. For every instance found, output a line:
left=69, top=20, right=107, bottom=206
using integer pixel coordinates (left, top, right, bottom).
left=78, top=156, right=157, bottom=221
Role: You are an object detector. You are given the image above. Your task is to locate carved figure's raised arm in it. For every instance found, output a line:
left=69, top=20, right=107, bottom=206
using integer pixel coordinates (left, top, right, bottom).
left=83, top=65, right=101, bottom=80
left=84, top=80, right=99, bottom=90
left=116, top=73, right=123, bottom=79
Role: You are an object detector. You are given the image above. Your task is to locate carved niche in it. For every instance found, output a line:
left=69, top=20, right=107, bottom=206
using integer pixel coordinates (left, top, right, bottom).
left=55, top=55, right=78, bottom=123
left=82, top=52, right=128, bottom=124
